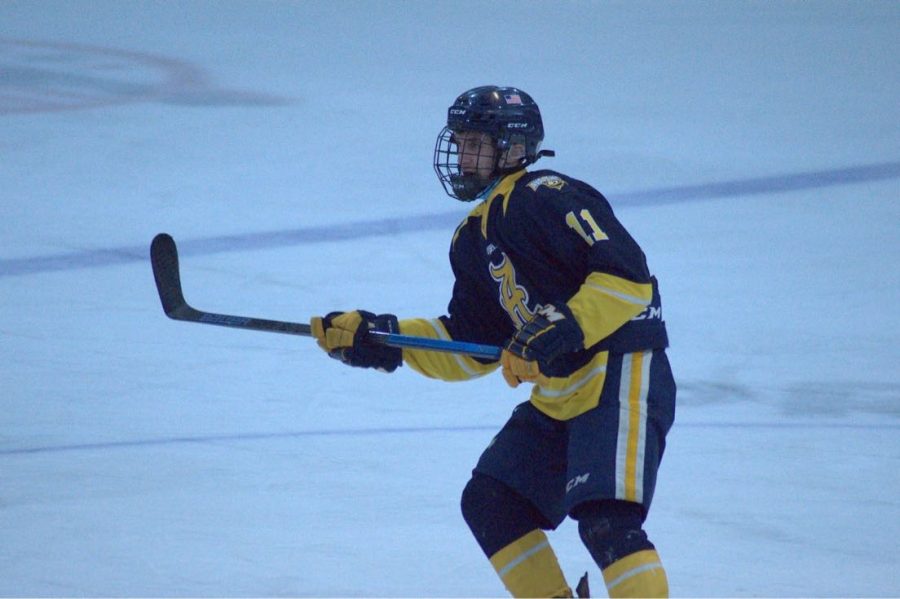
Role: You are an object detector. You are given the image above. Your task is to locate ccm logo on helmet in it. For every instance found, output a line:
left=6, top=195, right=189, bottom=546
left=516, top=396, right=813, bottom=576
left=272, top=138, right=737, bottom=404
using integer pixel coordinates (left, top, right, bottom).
left=507, top=122, right=529, bottom=129
left=450, top=108, right=467, bottom=115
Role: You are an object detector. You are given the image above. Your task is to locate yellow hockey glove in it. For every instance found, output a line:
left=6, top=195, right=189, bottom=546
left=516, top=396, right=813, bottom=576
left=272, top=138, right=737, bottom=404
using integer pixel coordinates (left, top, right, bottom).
left=310, top=310, right=402, bottom=372
left=501, top=303, right=585, bottom=387
left=500, top=349, right=543, bottom=387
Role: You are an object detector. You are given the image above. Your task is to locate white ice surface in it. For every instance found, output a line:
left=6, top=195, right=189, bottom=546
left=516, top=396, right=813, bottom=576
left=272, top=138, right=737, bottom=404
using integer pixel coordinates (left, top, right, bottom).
left=1, top=1, right=899, bottom=596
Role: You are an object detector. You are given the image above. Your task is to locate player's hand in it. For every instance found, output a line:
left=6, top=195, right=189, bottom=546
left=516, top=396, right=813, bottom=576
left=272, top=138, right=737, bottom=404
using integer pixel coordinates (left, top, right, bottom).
left=310, top=310, right=402, bottom=372
left=500, top=350, right=543, bottom=387
left=500, top=303, right=584, bottom=387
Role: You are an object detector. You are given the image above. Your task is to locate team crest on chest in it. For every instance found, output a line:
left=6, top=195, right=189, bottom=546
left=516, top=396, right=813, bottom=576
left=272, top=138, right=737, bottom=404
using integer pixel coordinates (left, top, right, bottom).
left=488, top=252, right=535, bottom=327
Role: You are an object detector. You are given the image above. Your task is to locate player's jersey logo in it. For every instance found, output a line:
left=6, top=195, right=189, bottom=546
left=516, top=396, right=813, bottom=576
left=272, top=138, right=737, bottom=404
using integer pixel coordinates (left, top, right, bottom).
left=527, top=175, right=567, bottom=192
left=488, top=252, right=534, bottom=327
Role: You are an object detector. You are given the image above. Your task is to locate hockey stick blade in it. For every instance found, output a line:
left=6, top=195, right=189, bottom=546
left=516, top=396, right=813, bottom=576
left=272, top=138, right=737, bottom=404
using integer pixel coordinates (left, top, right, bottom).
left=150, top=233, right=190, bottom=317
left=150, top=232, right=311, bottom=335
left=149, top=233, right=501, bottom=359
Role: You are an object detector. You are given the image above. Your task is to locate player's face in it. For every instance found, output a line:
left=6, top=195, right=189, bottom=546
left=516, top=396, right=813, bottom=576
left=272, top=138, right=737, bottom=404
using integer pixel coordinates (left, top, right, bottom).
left=453, top=130, right=496, bottom=180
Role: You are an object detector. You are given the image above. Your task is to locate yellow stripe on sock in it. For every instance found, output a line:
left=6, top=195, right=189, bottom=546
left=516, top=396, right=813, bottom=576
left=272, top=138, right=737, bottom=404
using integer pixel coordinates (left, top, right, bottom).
left=489, top=530, right=571, bottom=598
left=602, top=549, right=669, bottom=598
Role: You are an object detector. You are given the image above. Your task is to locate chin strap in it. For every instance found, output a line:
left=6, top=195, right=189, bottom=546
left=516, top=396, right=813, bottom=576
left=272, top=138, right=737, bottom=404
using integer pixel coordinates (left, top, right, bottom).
left=496, top=148, right=556, bottom=177
left=465, top=148, right=556, bottom=203
left=479, top=148, right=557, bottom=201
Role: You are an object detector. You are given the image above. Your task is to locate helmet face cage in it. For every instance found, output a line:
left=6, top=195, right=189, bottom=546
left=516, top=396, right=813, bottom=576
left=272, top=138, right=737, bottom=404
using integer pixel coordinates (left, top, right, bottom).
left=433, top=86, right=545, bottom=201
left=434, top=127, right=499, bottom=202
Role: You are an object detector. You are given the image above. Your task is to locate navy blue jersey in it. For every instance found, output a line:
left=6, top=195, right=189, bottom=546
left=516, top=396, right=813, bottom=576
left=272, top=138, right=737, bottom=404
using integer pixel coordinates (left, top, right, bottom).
left=401, top=169, right=668, bottom=419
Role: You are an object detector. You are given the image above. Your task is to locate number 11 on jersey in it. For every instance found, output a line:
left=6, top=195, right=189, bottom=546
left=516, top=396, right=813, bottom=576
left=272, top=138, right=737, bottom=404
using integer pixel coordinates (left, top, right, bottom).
left=565, top=209, right=608, bottom=245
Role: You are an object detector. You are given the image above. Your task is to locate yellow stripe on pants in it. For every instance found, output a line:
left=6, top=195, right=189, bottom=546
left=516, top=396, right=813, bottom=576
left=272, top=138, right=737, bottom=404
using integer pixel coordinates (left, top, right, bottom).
left=616, top=351, right=650, bottom=503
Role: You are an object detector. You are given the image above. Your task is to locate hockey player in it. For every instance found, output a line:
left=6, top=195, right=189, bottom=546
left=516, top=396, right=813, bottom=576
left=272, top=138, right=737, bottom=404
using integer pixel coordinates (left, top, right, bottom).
left=311, top=86, right=676, bottom=598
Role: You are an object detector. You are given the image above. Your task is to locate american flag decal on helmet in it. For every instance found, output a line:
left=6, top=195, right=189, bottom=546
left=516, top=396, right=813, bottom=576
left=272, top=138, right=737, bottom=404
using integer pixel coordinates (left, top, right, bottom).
left=504, top=93, right=522, bottom=105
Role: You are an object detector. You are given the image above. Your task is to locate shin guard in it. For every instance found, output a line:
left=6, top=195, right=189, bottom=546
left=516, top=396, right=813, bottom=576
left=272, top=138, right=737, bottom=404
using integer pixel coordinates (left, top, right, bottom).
left=576, top=500, right=668, bottom=598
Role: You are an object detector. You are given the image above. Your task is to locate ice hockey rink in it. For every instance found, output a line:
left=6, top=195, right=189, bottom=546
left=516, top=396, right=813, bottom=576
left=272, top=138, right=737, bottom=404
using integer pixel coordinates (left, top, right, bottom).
left=1, top=1, right=898, bottom=596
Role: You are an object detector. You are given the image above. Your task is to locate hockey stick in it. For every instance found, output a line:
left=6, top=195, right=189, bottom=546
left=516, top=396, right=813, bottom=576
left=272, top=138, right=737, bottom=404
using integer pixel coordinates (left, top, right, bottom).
left=150, top=233, right=502, bottom=360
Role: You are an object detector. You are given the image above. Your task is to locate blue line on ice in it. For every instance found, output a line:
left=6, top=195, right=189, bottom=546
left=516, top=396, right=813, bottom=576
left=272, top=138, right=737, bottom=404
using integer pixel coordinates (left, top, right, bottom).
left=2, top=421, right=897, bottom=456
left=2, top=160, right=899, bottom=277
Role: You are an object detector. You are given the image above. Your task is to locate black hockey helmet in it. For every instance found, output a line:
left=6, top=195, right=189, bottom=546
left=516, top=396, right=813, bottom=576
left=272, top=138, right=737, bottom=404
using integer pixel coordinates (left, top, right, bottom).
left=434, top=85, right=554, bottom=201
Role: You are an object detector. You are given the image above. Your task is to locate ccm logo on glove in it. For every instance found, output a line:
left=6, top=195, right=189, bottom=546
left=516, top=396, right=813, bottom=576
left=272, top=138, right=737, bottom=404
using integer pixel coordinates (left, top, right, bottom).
left=501, top=303, right=585, bottom=387
left=310, top=310, right=402, bottom=372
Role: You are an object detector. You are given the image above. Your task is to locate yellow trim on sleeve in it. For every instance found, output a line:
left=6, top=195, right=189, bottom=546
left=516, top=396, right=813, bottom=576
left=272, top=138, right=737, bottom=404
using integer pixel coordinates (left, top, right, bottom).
left=567, top=272, right=652, bottom=348
left=398, top=318, right=498, bottom=381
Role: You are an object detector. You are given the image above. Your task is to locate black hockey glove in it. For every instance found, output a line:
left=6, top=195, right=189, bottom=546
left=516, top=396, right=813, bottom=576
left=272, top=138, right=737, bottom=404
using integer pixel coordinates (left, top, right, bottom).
left=310, top=310, right=402, bottom=372
left=501, top=303, right=585, bottom=387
